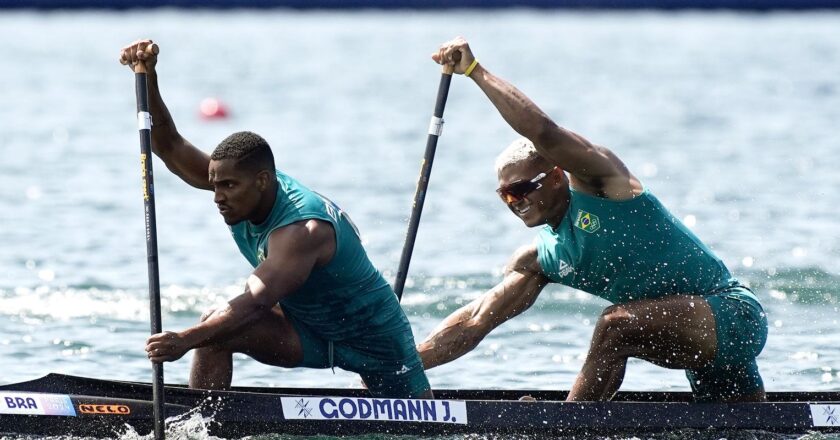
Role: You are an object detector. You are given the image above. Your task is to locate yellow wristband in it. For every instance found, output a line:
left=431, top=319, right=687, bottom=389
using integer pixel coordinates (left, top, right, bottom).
left=464, top=59, right=479, bottom=77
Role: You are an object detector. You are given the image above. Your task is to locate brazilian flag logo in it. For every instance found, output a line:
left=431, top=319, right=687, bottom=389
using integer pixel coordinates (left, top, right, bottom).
left=574, top=210, right=601, bottom=233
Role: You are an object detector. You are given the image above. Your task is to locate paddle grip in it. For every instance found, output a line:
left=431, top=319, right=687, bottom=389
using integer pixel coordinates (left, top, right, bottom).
left=132, top=43, right=159, bottom=74
left=442, top=51, right=462, bottom=75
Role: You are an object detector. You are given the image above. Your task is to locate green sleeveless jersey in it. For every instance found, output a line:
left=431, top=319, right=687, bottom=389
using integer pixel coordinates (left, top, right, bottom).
left=230, top=170, right=408, bottom=341
left=536, top=186, right=747, bottom=304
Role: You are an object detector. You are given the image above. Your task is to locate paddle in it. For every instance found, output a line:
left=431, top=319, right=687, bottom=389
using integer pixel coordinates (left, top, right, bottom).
left=131, top=43, right=166, bottom=440
left=393, top=55, right=459, bottom=301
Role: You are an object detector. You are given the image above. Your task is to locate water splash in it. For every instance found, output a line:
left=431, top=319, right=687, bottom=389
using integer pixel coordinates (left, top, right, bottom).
left=117, top=396, right=226, bottom=440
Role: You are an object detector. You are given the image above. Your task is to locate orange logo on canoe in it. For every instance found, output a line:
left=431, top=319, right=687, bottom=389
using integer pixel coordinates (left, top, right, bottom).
left=79, top=404, right=131, bottom=415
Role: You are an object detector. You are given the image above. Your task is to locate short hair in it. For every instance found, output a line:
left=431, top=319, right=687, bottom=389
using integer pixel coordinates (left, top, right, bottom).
left=211, top=131, right=275, bottom=173
left=494, top=137, right=547, bottom=173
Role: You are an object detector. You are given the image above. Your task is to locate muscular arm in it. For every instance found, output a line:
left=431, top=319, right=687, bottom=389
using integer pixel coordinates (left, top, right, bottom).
left=433, top=37, right=641, bottom=199
left=417, top=244, right=549, bottom=369
left=145, top=71, right=212, bottom=190
left=120, top=40, right=211, bottom=190
left=176, top=220, right=335, bottom=349
left=470, top=65, right=639, bottom=199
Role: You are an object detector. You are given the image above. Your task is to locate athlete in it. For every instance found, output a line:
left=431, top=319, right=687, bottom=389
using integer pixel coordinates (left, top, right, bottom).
left=417, top=37, right=768, bottom=402
left=120, top=40, right=431, bottom=398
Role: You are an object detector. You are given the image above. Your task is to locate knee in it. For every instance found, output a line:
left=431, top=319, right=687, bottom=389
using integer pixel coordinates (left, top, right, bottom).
left=597, top=305, right=635, bottom=330
left=591, top=306, right=635, bottom=349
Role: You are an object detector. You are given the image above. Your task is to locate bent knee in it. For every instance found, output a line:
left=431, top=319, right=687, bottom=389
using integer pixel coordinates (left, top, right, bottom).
left=591, top=306, right=637, bottom=348
left=596, top=305, right=635, bottom=331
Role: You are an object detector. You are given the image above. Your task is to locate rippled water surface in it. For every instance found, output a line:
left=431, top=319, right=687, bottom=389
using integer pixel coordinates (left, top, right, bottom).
left=0, top=9, right=839, bottom=440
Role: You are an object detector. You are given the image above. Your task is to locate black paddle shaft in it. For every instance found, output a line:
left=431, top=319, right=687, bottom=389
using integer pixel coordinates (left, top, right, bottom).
left=394, top=67, right=455, bottom=301
left=134, top=65, right=166, bottom=440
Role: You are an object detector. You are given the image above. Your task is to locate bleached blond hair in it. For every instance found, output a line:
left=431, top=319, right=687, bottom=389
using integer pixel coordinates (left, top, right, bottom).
left=494, top=137, right=546, bottom=173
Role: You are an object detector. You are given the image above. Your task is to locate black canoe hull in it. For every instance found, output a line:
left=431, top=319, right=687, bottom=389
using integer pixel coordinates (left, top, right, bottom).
left=2, top=374, right=839, bottom=437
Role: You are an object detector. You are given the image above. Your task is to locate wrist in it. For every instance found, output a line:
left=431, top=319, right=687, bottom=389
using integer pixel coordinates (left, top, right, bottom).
left=177, top=329, right=197, bottom=348
left=464, top=58, right=480, bottom=77
left=467, top=63, right=485, bottom=82
left=179, top=325, right=209, bottom=349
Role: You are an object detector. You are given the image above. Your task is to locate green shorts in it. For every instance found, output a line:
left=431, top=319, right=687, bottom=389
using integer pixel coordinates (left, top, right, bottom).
left=686, top=285, right=768, bottom=402
left=287, top=314, right=430, bottom=398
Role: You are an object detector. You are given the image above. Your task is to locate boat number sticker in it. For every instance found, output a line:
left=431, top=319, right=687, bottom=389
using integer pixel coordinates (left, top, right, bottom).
left=0, top=392, right=77, bottom=416
left=811, top=404, right=839, bottom=426
left=281, top=396, right=467, bottom=424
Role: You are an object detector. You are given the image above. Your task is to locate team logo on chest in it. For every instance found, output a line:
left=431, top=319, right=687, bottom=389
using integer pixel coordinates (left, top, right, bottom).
left=557, top=259, right=574, bottom=277
left=574, top=210, right=600, bottom=233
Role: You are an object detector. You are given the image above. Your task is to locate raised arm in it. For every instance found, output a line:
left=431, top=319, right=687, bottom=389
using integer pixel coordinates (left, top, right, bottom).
left=433, top=37, right=641, bottom=200
left=417, top=244, right=549, bottom=370
left=145, top=219, right=336, bottom=362
left=119, top=40, right=212, bottom=190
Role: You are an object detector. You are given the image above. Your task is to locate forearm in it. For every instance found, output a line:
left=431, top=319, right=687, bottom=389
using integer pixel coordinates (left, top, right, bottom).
left=470, top=64, right=559, bottom=145
left=179, top=295, right=266, bottom=349
left=419, top=256, right=549, bottom=370
left=146, top=72, right=183, bottom=157
left=143, top=72, right=212, bottom=190
left=418, top=303, right=490, bottom=370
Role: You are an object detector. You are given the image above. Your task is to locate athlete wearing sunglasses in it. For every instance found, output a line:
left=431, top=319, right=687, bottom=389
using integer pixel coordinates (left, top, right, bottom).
left=418, top=37, right=767, bottom=404
left=496, top=166, right=557, bottom=204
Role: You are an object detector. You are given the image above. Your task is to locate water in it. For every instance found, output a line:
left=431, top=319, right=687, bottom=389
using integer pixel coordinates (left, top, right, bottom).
left=0, top=9, right=839, bottom=440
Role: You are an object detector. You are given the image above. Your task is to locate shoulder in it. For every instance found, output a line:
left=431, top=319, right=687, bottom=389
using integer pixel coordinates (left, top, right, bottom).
left=266, top=219, right=336, bottom=254
left=568, top=145, right=643, bottom=200
left=504, top=244, right=543, bottom=276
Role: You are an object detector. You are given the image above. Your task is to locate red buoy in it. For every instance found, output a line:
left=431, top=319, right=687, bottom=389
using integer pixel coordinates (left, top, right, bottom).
left=199, top=97, right=229, bottom=119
